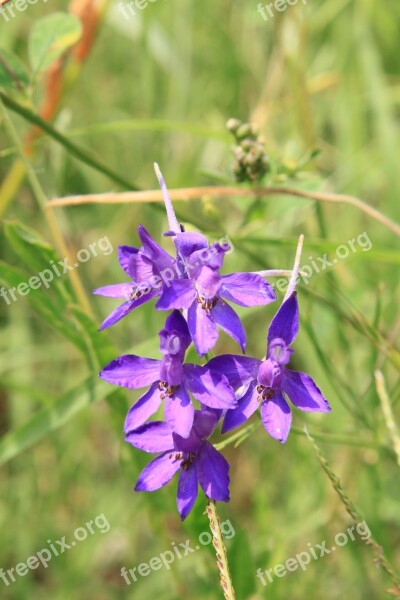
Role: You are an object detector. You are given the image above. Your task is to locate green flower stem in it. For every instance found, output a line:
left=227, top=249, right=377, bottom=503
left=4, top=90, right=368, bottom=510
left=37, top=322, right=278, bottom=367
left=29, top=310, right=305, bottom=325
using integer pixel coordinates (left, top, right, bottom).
left=215, top=421, right=260, bottom=451
left=215, top=420, right=392, bottom=454
left=205, top=499, right=236, bottom=600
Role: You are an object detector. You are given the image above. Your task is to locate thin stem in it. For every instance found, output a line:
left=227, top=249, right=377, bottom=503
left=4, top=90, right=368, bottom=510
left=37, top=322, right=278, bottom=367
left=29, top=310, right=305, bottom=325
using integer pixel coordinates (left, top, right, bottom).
left=284, top=234, right=304, bottom=300
left=154, top=162, right=180, bottom=233
left=46, top=184, right=400, bottom=237
left=291, top=426, right=392, bottom=452
left=305, top=427, right=400, bottom=594
left=0, top=97, right=93, bottom=315
left=0, top=91, right=138, bottom=191
left=215, top=420, right=393, bottom=453
left=0, top=54, right=25, bottom=93
left=253, top=268, right=307, bottom=277
left=215, top=421, right=261, bottom=451
left=375, top=370, right=400, bottom=467
left=205, top=499, right=236, bottom=600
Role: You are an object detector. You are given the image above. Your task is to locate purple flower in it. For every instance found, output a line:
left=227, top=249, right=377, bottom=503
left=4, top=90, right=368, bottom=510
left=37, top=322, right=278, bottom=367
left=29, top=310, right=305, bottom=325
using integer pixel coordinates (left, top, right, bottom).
left=126, top=408, right=230, bottom=520
left=207, top=292, right=331, bottom=443
left=99, top=311, right=236, bottom=438
left=92, top=224, right=231, bottom=333
left=93, top=163, right=275, bottom=352
left=156, top=253, right=277, bottom=355
left=93, top=225, right=178, bottom=330
left=173, top=230, right=229, bottom=275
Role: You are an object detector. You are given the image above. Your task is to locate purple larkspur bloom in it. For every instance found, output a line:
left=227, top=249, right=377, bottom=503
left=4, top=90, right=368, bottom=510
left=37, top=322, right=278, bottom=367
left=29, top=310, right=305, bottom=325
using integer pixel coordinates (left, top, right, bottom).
left=126, top=408, right=230, bottom=520
left=99, top=310, right=236, bottom=438
left=207, top=292, right=331, bottom=443
left=156, top=233, right=277, bottom=355
left=93, top=225, right=179, bottom=330
left=93, top=166, right=276, bottom=351
left=92, top=225, right=231, bottom=332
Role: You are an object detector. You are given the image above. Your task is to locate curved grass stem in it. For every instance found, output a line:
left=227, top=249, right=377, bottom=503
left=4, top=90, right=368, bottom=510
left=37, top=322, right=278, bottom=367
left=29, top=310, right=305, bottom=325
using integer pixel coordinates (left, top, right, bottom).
left=47, top=185, right=400, bottom=237
left=305, top=427, right=400, bottom=595
left=375, top=370, right=400, bottom=467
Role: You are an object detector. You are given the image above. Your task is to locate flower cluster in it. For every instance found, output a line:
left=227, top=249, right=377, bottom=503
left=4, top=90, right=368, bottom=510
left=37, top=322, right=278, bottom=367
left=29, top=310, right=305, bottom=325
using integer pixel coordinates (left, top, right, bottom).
left=94, top=165, right=331, bottom=519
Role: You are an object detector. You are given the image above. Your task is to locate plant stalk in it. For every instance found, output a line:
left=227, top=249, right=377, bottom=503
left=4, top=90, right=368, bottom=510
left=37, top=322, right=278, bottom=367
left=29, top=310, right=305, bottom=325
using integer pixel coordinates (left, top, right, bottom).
left=205, top=499, right=236, bottom=600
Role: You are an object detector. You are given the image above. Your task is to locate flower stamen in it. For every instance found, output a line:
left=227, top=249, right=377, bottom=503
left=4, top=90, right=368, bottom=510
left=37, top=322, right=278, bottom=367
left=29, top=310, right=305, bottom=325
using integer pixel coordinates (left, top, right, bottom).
left=180, top=452, right=196, bottom=471
left=197, top=295, right=218, bottom=313
left=256, top=384, right=274, bottom=402
left=158, top=381, right=178, bottom=398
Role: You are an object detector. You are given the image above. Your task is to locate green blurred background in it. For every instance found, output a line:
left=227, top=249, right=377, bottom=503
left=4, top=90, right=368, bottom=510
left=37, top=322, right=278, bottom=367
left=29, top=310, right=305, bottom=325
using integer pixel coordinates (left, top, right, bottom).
left=0, top=0, right=399, bottom=598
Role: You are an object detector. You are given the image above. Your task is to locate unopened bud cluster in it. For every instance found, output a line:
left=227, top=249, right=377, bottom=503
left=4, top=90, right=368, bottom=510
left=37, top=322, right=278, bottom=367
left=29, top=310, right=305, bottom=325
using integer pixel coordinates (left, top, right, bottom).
left=226, top=118, right=269, bottom=183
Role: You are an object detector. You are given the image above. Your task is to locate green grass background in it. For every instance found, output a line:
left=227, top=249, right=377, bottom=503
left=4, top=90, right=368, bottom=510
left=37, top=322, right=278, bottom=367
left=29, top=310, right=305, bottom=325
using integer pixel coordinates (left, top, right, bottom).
left=0, top=0, right=399, bottom=598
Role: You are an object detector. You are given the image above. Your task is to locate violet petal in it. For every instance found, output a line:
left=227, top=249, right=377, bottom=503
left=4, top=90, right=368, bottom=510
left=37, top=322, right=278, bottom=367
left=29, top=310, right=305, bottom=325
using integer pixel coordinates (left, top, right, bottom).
left=177, top=465, right=199, bottom=520
left=282, top=369, right=331, bottom=412
left=134, top=452, right=180, bottom=492
left=222, top=383, right=259, bottom=433
left=125, top=421, right=174, bottom=453
left=260, top=390, right=292, bottom=443
left=164, top=386, right=195, bottom=438
left=220, top=272, right=276, bottom=307
left=196, top=442, right=230, bottom=502
left=100, top=355, right=161, bottom=389
left=124, top=382, right=163, bottom=433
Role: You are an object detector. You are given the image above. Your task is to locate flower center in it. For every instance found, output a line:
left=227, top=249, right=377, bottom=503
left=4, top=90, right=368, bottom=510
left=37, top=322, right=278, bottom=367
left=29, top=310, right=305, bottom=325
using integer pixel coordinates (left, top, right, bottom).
left=168, top=451, right=196, bottom=471
left=181, top=452, right=196, bottom=470
left=158, top=381, right=179, bottom=399
left=256, top=384, right=274, bottom=402
left=257, top=358, right=283, bottom=389
left=196, top=295, right=218, bottom=313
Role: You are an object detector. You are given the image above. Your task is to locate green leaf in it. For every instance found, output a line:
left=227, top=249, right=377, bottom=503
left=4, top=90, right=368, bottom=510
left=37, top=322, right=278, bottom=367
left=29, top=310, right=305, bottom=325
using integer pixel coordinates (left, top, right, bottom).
left=28, top=12, right=83, bottom=74
left=0, top=378, right=112, bottom=465
left=0, top=48, right=29, bottom=90
left=0, top=231, right=101, bottom=368
left=0, top=259, right=88, bottom=356
left=0, top=218, right=132, bottom=374
left=4, top=219, right=73, bottom=309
